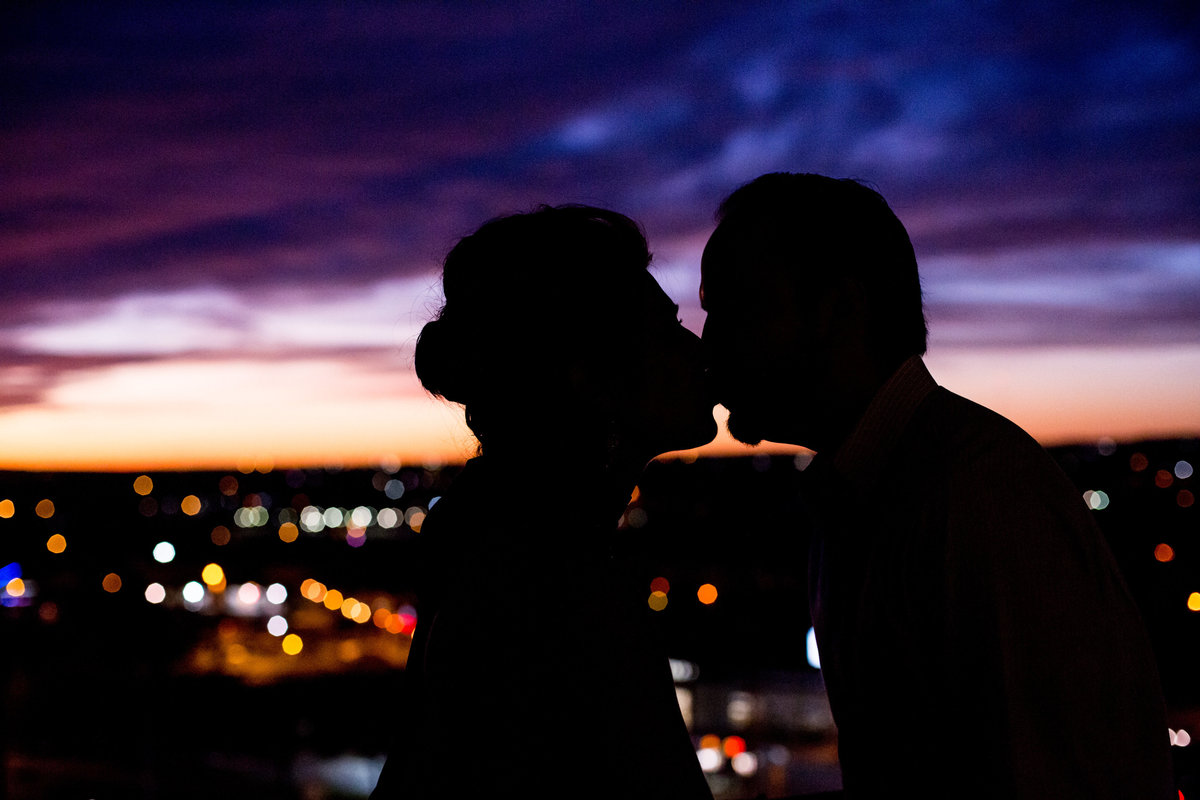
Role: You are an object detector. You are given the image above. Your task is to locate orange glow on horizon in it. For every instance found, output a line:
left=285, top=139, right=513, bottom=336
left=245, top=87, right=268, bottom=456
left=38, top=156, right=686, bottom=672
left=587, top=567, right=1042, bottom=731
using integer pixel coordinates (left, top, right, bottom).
left=0, top=346, right=1196, bottom=471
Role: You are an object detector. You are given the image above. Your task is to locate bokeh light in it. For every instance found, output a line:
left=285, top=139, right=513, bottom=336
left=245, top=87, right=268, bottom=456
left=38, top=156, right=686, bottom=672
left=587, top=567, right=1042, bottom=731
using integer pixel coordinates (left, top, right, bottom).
left=6, top=578, right=26, bottom=598
left=152, top=541, right=176, bottom=563
left=211, top=525, right=231, bottom=546
left=102, top=573, right=122, bottom=593
left=278, top=522, right=299, bottom=543
left=265, top=583, right=287, bottom=604
left=282, top=633, right=303, bottom=655
left=237, top=582, right=261, bottom=605
left=1180, top=490, right=1195, bottom=509
left=46, top=534, right=67, bottom=554
left=181, top=494, right=202, bottom=516
left=145, top=583, right=166, bottom=604
left=1177, top=460, right=1194, bottom=480
left=35, top=499, right=55, bottom=519
left=697, top=584, right=718, bottom=605
left=201, top=563, right=225, bottom=587
left=1155, top=543, right=1176, bottom=563
left=1129, top=453, right=1149, bottom=472
left=133, top=475, right=153, bottom=495
left=0, top=499, right=14, bottom=518
left=648, top=591, right=668, bottom=611
left=267, top=615, right=288, bottom=636
left=650, top=576, right=670, bottom=594
left=1188, top=592, right=1200, bottom=612
left=182, top=581, right=205, bottom=604
left=323, top=589, right=344, bottom=611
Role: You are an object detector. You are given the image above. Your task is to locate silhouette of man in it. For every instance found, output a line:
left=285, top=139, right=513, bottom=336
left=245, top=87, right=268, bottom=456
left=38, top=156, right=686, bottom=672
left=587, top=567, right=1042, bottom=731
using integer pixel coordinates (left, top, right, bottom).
left=699, top=173, right=1174, bottom=798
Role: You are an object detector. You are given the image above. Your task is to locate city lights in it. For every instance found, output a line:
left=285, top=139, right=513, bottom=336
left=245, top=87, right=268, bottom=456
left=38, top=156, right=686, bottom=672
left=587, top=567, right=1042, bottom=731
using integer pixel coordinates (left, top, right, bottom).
left=807, top=627, right=821, bottom=669
left=152, top=541, right=176, bottom=563
left=182, top=581, right=205, bottom=604
left=211, top=525, right=231, bottom=545
left=201, top=563, right=225, bottom=587
left=181, top=494, right=202, bottom=516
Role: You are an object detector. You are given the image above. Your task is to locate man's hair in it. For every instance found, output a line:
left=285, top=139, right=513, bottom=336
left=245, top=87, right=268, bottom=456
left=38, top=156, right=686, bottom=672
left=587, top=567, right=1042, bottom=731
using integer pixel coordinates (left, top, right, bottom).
left=716, top=172, right=928, bottom=367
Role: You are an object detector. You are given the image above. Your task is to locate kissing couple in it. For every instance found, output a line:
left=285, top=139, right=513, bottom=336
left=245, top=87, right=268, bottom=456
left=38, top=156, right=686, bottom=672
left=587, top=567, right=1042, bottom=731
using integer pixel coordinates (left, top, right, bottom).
left=371, top=173, right=1173, bottom=799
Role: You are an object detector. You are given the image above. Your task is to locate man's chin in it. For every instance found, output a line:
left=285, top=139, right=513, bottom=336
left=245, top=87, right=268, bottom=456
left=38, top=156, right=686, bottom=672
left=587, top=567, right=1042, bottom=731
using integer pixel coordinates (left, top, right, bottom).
left=725, top=410, right=765, bottom=446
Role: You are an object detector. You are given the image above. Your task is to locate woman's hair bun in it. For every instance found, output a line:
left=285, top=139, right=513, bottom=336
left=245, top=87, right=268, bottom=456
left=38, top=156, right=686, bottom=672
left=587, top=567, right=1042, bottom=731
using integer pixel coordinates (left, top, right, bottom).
left=414, top=314, right=474, bottom=404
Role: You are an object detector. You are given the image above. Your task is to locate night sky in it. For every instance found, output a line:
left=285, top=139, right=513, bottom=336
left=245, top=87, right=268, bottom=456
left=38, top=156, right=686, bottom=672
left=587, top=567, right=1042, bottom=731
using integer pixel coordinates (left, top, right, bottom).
left=3, top=2, right=1199, bottom=469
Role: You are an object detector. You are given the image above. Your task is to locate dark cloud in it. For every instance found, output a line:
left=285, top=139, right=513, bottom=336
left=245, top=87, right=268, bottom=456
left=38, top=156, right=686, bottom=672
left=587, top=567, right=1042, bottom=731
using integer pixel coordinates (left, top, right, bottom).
left=2, top=0, right=1198, bottom=355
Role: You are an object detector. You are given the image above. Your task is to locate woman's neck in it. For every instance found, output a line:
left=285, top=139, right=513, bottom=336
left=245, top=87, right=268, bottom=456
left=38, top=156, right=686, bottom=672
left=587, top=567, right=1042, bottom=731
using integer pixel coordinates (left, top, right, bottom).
left=479, top=439, right=652, bottom=526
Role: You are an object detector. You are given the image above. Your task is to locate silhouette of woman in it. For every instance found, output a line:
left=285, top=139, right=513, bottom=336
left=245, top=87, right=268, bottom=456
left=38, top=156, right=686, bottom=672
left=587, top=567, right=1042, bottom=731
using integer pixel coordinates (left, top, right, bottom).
left=371, top=205, right=716, bottom=799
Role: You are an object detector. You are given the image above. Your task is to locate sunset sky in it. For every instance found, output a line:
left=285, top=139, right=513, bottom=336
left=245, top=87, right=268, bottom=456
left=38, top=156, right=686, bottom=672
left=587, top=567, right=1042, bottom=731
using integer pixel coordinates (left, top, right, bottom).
left=3, top=2, right=1199, bottom=471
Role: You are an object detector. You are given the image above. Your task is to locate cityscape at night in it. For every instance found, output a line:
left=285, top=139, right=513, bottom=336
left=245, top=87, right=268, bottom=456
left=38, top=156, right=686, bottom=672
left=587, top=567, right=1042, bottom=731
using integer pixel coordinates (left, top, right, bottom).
left=3, top=439, right=1198, bottom=797
left=3, top=2, right=1200, bottom=797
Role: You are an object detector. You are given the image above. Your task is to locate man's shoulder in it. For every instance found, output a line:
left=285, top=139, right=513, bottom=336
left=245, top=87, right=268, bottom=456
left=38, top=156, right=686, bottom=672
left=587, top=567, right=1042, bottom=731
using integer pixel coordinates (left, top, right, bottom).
left=905, top=386, right=1052, bottom=471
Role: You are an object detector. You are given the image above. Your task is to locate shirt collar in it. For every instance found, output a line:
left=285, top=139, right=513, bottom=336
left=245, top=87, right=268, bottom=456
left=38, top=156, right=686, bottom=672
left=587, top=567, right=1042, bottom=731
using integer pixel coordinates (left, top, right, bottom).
left=831, top=355, right=937, bottom=486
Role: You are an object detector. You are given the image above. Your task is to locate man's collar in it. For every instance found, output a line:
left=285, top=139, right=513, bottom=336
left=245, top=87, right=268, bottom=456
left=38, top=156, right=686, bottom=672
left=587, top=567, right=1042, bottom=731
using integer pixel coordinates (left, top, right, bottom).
left=830, top=355, right=937, bottom=486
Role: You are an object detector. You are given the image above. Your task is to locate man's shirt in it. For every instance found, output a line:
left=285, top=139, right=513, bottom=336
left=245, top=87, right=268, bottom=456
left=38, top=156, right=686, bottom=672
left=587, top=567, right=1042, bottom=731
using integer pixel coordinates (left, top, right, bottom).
left=807, top=356, right=1173, bottom=798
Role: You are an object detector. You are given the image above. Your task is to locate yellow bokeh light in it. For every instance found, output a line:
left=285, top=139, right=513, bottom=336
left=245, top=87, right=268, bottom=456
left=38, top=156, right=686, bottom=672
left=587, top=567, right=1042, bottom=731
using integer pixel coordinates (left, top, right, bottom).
left=373, top=608, right=391, bottom=628
left=323, top=589, right=344, bottom=610
left=1189, top=592, right=1200, bottom=613
left=6, top=577, right=26, bottom=597
left=35, top=499, right=55, bottom=519
left=201, top=563, right=225, bottom=586
left=341, top=597, right=358, bottom=618
left=353, top=603, right=372, bottom=624
left=46, top=533, right=67, bottom=554
left=282, top=633, right=303, bottom=655
left=278, top=522, right=299, bottom=543
left=697, top=584, right=718, bottom=605
left=0, top=499, right=14, bottom=518
left=102, top=573, right=122, bottom=593
left=1155, top=543, right=1175, bottom=563
left=181, top=494, right=201, bottom=516
left=648, top=591, right=668, bottom=611
left=133, top=475, right=154, bottom=496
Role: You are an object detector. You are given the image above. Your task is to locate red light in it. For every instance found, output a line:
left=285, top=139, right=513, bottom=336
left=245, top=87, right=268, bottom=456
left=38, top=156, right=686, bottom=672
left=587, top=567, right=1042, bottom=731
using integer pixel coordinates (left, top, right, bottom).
left=723, top=735, right=746, bottom=757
